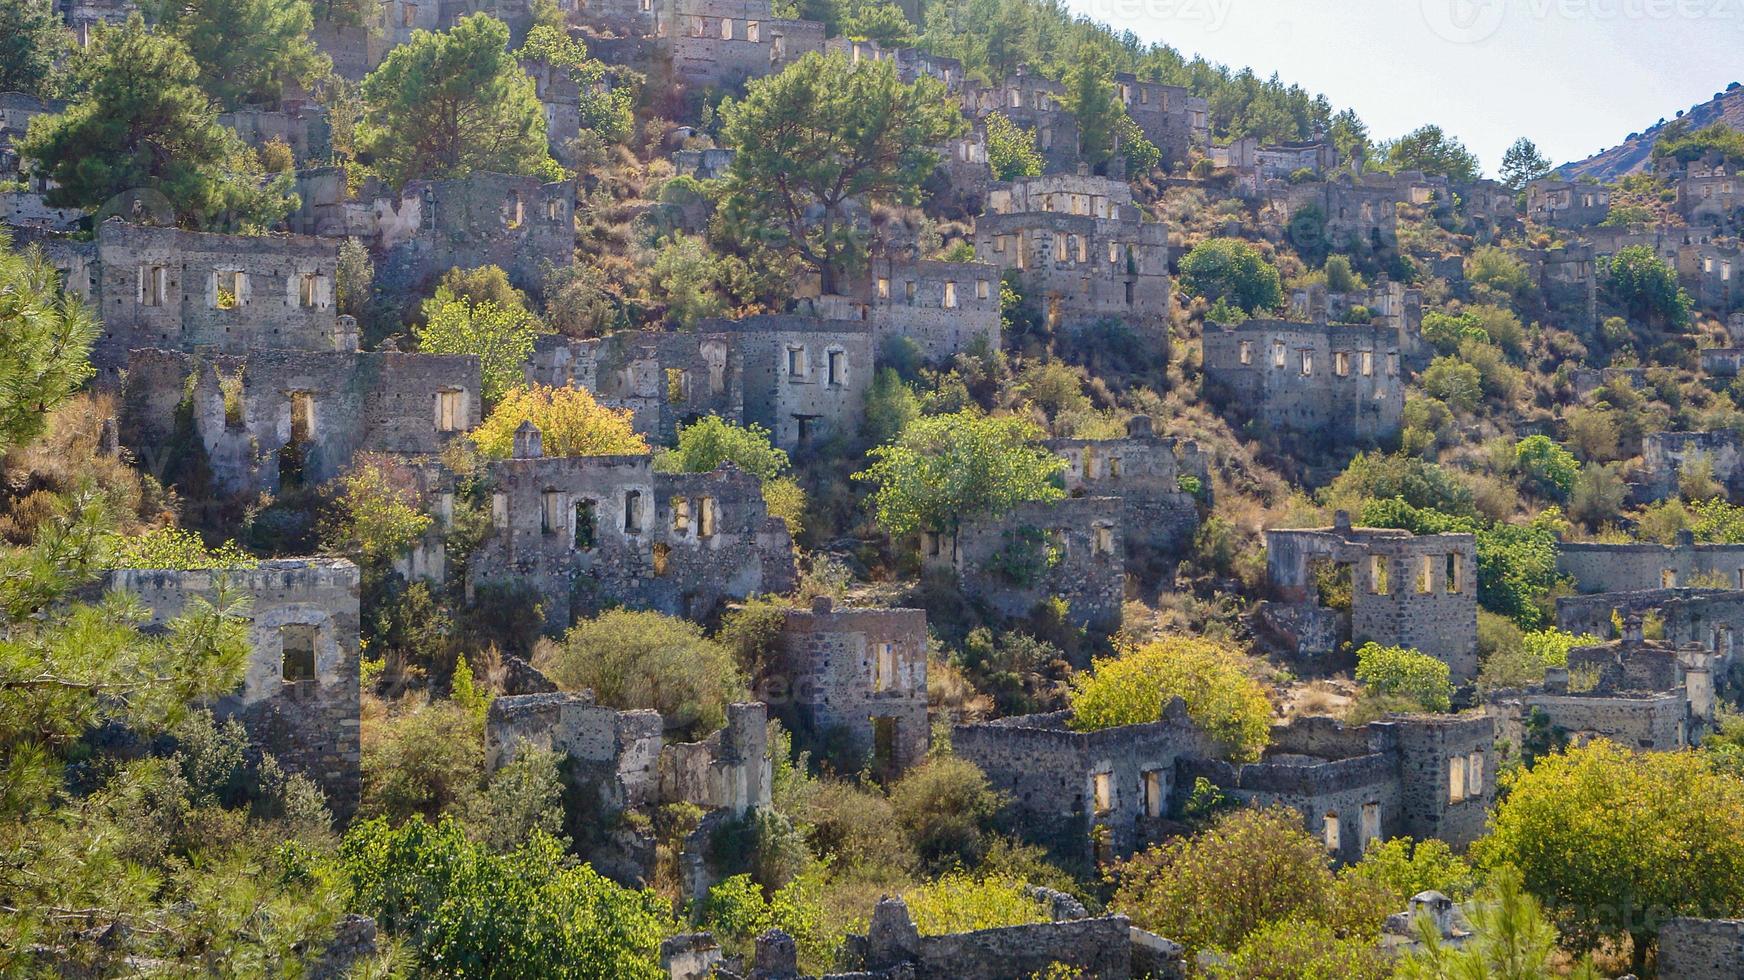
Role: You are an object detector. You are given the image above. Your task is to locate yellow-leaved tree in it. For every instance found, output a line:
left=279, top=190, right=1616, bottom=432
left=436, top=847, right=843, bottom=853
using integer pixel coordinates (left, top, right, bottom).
left=471, top=384, right=649, bottom=458
left=1067, top=636, right=1272, bottom=762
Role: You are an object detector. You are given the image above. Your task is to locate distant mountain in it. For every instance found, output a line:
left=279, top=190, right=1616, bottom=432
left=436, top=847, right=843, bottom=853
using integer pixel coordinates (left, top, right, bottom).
left=1558, top=83, right=1744, bottom=181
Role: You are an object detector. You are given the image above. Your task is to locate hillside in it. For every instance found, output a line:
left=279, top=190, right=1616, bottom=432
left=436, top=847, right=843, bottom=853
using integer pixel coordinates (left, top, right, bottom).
left=1558, top=82, right=1744, bottom=179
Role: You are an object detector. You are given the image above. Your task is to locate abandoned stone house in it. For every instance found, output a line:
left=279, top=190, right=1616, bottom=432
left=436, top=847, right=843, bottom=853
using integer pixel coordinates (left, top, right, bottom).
left=1180, top=713, right=1497, bottom=865
left=0, top=91, right=64, bottom=183
left=1556, top=588, right=1744, bottom=670
left=770, top=597, right=930, bottom=777
left=642, top=0, right=826, bottom=89
left=1258, top=514, right=1480, bottom=681
left=486, top=693, right=769, bottom=893
left=1677, top=238, right=1744, bottom=313
left=1211, top=136, right=1338, bottom=184
left=1200, top=318, right=1407, bottom=445
left=369, top=172, right=576, bottom=303
left=526, top=329, right=743, bottom=444
left=824, top=896, right=1184, bottom=980
left=1672, top=155, right=1744, bottom=229
left=825, top=37, right=964, bottom=91
left=1113, top=72, right=1209, bottom=170
left=1557, top=532, right=1744, bottom=594
left=31, top=219, right=348, bottom=381
left=1525, top=179, right=1612, bottom=228
left=1045, top=415, right=1208, bottom=563
left=924, top=495, right=1126, bottom=633
left=814, top=256, right=1003, bottom=360
left=218, top=103, right=331, bottom=168
left=1634, top=429, right=1744, bottom=503
left=952, top=699, right=1214, bottom=867
left=1287, top=276, right=1428, bottom=366
left=973, top=174, right=1172, bottom=332
left=424, top=432, right=797, bottom=625
left=521, top=57, right=583, bottom=165
left=1507, top=243, right=1599, bottom=325
left=105, top=559, right=363, bottom=821
left=119, top=347, right=482, bottom=498
left=697, top=315, right=872, bottom=451
left=1270, top=171, right=1426, bottom=254
left=1487, top=621, right=1715, bottom=751
left=958, top=70, right=1080, bottom=175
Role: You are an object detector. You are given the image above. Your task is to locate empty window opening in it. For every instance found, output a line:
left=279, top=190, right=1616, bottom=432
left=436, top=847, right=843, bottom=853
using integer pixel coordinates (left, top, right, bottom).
left=1662, top=568, right=1678, bottom=589
left=541, top=490, right=563, bottom=534
left=281, top=624, right=317, bottom=682
left=1334, top=351, right=1350, bottom=377
left=905, top=280, right=916, bottom=304
left=1370, top=555, right=1391, bottom=596
left=877, top=276, right=890, bottom=299
left=503, top=191, right=524, bottom=228
left=1323, top=813, right=1341, bottom=852
left=786, top=346, right=806, bottom=378
left=943, top=281, right=958, bottom=308
left=289, top=391, right=314, bottom=444
left=872, top=716, right=898, bottom=780
left=1239, top=340, right=1253, bottom=365
left=873, top=642, right=897, bottom=692
left=1360, top=803, right=1381, bottom=847
left=574, top=498, right=598, bottom=549
left=697, top=497, right=716, bottom=538
left=1417, top=555, right=1434, bottom=594
left=214, top=269, right=246, bottom=309
left=1092, top=523, right=1114, bottom=556
left=623, top=490, right=643, bottom=533
left=298, top=273, right=324, bottom=308
left=1448, top=755, right=1468, bottom=803
left=666, top=368, right=689, bottom=404
left=1093, top=772, right=1114, bottom=815
left=1272, top=341, right=1286, bottom=368
left=1108, top=456, right=1122, bottom=478
left=827, top=349, right=846, bottom=387
left=436, top=389, right=464, bottom=432
left=720, top=16, right=732, bottom=38
left=1141, top=770, right=1163, bottom=818
left=1446, top=553, right=1462, bottom=593
left=745, top=19, right=758, bottom=40
left=1466, top=752, right=1484, bottom=797
left=1300, top=350, right=1314, bottom=376
left=1360, top=351, right=1374, bottom=376
left=652, top=541, right=670, bottom=575
left=672, top=496, right=691, bottom=534
left=976, top=279, right=990, bottom=300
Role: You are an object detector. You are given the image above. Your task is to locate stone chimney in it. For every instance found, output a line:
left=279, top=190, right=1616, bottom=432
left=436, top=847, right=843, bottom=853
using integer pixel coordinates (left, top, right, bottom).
left=811, top=594, right=834, bottom=614
left=1125, top=414, right=1154, bottom=439
left=334, top=315, right=360, bottom=353
left=512, top=420, right=543, bottom=459
left=1544, top=666, right=1569, bottom=694
left=1333, top=510, right=1353, bottom=532
left=97, top=416, right=120, bottom=458
left=1622, top=613, right=1644, bottom=646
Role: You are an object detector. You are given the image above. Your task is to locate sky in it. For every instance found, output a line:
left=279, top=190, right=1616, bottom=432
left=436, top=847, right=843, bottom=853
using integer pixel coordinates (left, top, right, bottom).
left=1060, top=0, right=1742, bottom=174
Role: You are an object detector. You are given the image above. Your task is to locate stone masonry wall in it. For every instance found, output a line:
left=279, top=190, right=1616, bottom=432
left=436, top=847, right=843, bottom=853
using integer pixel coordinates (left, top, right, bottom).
left=85, top=220, right=346, bottom=380
left=106, top=559, right=362, bottom=821
left=372, top=173, right=574, bottom=303
left=939, top=495, right=1125, bottom=633
left=1557, top=537, right=1744, bottom=594
left=1202, top=318, right=1406, bottom=444
left=1047, top=415, right=1208, bottom=561
left=526, top=330, right=744, bottom=444
left=1657, top=918, right=1744, bottom=979
left=119, top=348, right=481, bottom=498
left=709, top=316, right=872, bottom=451
left=774, top=598, right=929, bottom=775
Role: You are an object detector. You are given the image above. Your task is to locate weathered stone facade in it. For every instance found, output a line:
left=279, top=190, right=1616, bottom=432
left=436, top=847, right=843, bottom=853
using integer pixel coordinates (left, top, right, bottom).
left=1261, top=514, right=1480, bottom=680
left=1212, top=136, right=1338, bottom=184
left=218, top=104, right=331, bottom=167
left=370, top=172, right=575, bottom=302
left=1182, top=713, right=1497, bottom=865
left=1557, top=533, right=1744, bottom=594
left=450, top=443, right=796, bottom=626
left=1673, top=155, right=1744, bottom=229
left=1677, top=238, right=1744, bottom=313
left=1488, top=628, right=1714, bottom=751
left=1557, top=588, right=1744, bottom=660
left=1635, top=429, right=1744, bottom=503
left=973, top=174, right=1172, bottom=332
left=1658, top=918, right=1744, bottom=979
left=106, top=559, right=363, bottom=820
left=702, top=316, right=872, bottom=451
left=120, top=347, right=481, bottom=497
left=526, top=329, right=744, bottom=444
left=1202, top=319, right=1406, bottom=444
left=834, top=897, right=1166, bottom=980
left=926, top=495, right=1125, bottom=633
left=1526, top=179, right=1611, bottom=228
left=953, top=701, right=1214, bottom=867
left=773, top=597, right=929, bottom=776
left=46, top=220, right=348, bottom=381
left=1113, top=72, right=1209, bottom=170
left=821, top=256, right=1003, bottom=360
left=653, top=0, right=826, bottom=89
left=1046, top=415, right=1208, bottom=562
left=959, top=70, right=1079, bottom=175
